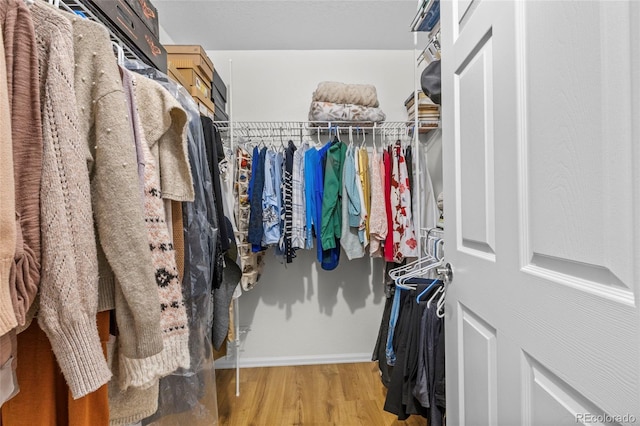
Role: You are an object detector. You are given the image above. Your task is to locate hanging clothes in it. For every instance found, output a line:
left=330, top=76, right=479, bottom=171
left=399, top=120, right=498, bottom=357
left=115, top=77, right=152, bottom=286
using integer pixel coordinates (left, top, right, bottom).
left=320, top=140, right=346, bottom=252
left=383, top=148, right=394, bottom=262
left=114, top=71, right=190, bottom=392
left=129, top=65, right=218, bottom=423
left=368, top=150, right=387, bottom=257
left=282, top=140, right=297, bottom=263
left=0, top=19, right=16, bottom=408
left=341, top=146, right=365, bottom=260
left=262, top=149, right=282, bottom=246
left=1, top=312, right=111, bottom=426
left=1, top=0, right=43, bottom=336
left=405, top=144, right=414, bottom=213
left=390, top=143, right=418, bottom=262
left=248, top=146, right=267, bottom=251
left=235, top=146, right=264, bottom=290
left=291, top=141, right=310, bottom=250
left=354, top=147, right=369, bottom=247
left=304, top=142, right=337, bottom=269
left=358, top=147, right=371, bottom=241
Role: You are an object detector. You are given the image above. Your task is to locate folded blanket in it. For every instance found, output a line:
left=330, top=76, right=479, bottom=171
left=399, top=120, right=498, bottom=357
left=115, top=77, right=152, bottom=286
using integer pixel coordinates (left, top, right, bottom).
left=312, top=82, right=380, bottom=108
left=308, top=101, right=386, bottom=123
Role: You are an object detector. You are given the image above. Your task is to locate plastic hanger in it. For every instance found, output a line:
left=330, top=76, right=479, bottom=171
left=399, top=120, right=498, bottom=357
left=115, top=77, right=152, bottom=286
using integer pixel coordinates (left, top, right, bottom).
left=349, top=126, right=354, bottom=147
left=112, top=42, right=125, bottom=67
left=359, top=127, right=366, bottom=149
left=436, top=288, right=446, bottom=317
left=388, top=255, right=438, bottom=280
left=416, top=279, right=441, bottom=303
left=397, top=257, right=443, bottom=288
left=424, top=283, right=444, bottom=305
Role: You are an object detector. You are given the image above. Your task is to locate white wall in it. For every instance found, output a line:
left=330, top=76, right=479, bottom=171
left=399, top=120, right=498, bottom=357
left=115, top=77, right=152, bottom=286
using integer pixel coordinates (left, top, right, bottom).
left=207, top=50, right=416, bottom=122
left=158, top=24, right=176, bottom=45
left=209, top=50, right=416, bottom=367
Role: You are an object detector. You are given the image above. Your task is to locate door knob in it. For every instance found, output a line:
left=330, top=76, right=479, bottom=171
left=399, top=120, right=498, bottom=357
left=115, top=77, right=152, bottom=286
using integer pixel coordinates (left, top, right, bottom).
left=436, top=262, right=453, bottom=284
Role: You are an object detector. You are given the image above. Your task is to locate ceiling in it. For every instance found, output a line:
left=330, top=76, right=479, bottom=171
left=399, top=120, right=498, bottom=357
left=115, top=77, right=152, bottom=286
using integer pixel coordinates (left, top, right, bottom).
left=155, top=0, right=426, bottom=50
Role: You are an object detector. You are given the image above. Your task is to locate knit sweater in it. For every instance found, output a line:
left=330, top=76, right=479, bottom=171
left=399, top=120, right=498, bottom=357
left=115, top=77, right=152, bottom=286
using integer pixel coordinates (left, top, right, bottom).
left=132, top=74, right=194, bottom=203
left=30, top=2, right=112, bottom=399
left=0, top=25, right=17, bottom=336
left=0, top=0, right=43, bottom=333
left=107, top=337, right=159, bottom=426
left=116, top=71, right=189, bottom=390
left=63, top=14, right=163, bottom=364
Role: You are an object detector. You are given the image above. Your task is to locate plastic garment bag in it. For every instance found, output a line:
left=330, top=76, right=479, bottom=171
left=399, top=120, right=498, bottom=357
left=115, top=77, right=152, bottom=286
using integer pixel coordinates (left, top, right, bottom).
left=126, top=60, right=219, bottom=425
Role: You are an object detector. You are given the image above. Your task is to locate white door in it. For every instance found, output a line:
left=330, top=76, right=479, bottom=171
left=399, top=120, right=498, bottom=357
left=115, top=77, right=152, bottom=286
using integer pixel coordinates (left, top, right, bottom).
left=441, top=1, right=640, bottom=425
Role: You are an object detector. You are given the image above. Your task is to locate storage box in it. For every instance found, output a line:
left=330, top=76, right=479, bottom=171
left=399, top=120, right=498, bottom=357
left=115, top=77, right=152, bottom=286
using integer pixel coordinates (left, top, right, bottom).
left=166, top=45, right=214, bottom=82
left=212, top=72, right=227, bottom=102
left=177, top=67, right=211, bottom=99
left=82, top=0, right=167, bottom=72
left=167, top=64, right=190, bottom=89
left=211, top=88, right=226, bottom=114
left=189, top=86, right=215, bottom=119
left=214, top=108, right=228, bottom=122
left=123, top=0, right=159, bottom=38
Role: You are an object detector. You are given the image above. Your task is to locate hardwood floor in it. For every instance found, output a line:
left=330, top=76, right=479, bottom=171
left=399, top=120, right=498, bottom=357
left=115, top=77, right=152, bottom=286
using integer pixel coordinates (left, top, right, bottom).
left=215, top=362, right=428, bottom=426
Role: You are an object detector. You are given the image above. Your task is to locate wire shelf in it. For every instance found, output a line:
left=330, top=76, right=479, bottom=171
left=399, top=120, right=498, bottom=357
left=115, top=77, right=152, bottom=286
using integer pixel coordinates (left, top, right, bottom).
left=59, top=0, right=148, bottom=66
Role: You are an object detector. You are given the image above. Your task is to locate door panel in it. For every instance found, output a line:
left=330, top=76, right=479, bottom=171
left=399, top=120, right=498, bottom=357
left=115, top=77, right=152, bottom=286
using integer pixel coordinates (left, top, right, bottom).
left=460, top=303, right=498, bottom=426
left=442, top=0, right=640, bottom=424
left=520, top=1, right=635, bottom=296
left=522, top=353, right=620, bottom=426
left=456, top=32, right=496, bottom=259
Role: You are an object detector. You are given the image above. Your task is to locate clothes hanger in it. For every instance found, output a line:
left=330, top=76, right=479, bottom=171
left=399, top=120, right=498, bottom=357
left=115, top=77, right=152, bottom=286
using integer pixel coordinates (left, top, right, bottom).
left=388, top=254, right=438, bottom=280
left=112, top=42, right=125, bottom=67
left=436, top=287, right=446, bottom=317
left=391, top=253, right=442, bottom=287
left=424, top=282, right=444, bottom=305
left=397, top=257, right=444, bottom=288
left=416, top=279, right=442, bottom=304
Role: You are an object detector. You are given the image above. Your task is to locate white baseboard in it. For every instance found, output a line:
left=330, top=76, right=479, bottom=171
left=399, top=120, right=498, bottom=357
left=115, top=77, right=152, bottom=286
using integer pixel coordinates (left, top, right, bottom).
left=214, top=353, right=372, bottom=370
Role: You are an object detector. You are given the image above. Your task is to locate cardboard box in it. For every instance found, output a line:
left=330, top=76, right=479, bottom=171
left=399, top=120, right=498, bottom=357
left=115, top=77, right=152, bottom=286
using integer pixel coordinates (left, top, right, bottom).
left=176, top=67, right=211, bottom=99
left=167, top=64, right=190, bottom=89
left=212, top=72, right=227, bottom=102
left=123, top=0, right=159, bottom=38
left=166, top=45, right=214, bottom=81
left=83, top=0, right=167, bottom=72
left=190, top=86, right=215, bottom=119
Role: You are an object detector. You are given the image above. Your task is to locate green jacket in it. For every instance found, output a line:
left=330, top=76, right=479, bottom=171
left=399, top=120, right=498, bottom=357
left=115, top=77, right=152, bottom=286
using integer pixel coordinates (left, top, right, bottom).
left=321, top=140, right=347, bottom=250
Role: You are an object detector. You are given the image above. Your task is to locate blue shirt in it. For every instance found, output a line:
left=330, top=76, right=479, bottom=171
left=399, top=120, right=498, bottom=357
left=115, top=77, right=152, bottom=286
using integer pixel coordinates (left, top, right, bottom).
left=262, top=150, right=282, bottom=246
left=304, top=142, right=333, bottom=265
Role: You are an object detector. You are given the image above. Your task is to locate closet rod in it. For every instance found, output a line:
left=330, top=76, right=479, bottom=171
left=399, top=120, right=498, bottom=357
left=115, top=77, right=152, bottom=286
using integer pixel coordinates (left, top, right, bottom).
left=215, top=120, right=415, bottom=127
left=212, top=121, right=438, bottom=135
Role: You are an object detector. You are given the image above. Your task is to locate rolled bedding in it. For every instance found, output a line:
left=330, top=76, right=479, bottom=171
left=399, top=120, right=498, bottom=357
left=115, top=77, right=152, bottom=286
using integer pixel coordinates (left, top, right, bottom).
left=308, top=101, right=386, bottom=124
left=312, top=82, right=380, bottom=108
